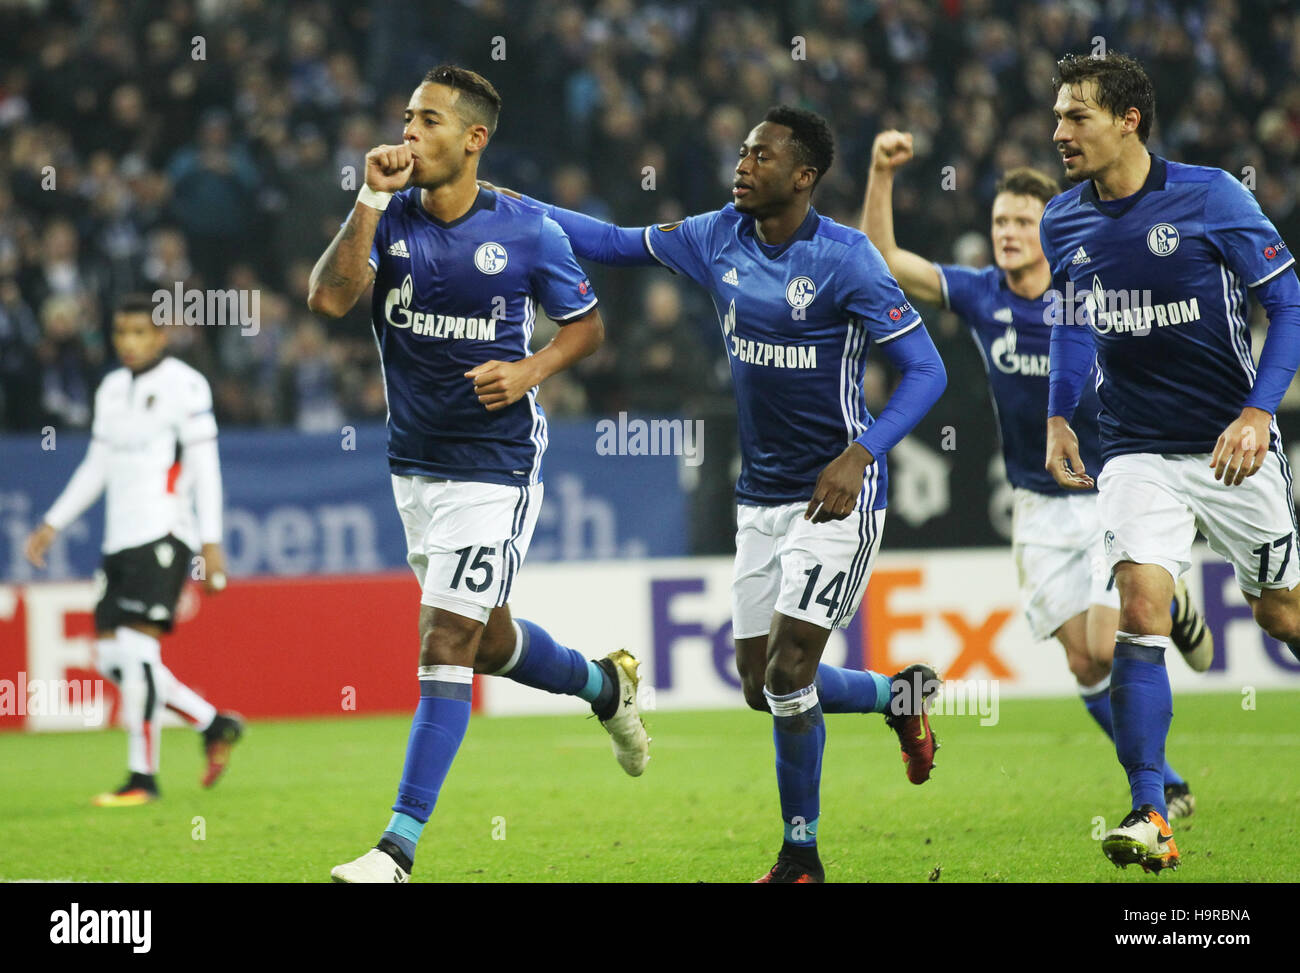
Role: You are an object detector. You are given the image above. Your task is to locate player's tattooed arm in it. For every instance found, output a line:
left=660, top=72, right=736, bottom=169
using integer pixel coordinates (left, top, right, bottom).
left=308, top=143, right=411, bottom=317
left=861, top=131, right=943, bottom=307
left=307, top=212, right=379, bottom=317
left=1045, top=415, right=1094, bottom=490
left=466, top=308, right=604, bottom=411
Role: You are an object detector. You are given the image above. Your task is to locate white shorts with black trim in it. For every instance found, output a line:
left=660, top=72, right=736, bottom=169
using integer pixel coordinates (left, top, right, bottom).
left=391, top=475, right=542, bottom=623
left=1097, top=450, right=1300, bottom=597
left=732, top=491, right=885, bottom=638
left=1011, top=488, right=1119, bottom=641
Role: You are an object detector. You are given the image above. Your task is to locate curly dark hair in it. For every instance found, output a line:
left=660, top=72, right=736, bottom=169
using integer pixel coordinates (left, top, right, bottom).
left=764, top=105, right=834, bottom=188
left=423, top=64, right=502, bottom=136
left=1054, top=52, right=1156, bottom=142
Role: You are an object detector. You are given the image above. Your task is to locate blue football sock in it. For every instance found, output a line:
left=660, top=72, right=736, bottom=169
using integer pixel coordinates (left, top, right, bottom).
left=386, top=664, right=473, bottom=863
left=1081, top=675, right=1184, bottom=789
left=382, top=812, right=422, bottom=863
left=496, top=620, right=612, bottom=710
left=815, top=664, right=892, bottom=714
left=766, top=685, right=825, bottom=848
left=1110, top=634, right=1173, bottom=820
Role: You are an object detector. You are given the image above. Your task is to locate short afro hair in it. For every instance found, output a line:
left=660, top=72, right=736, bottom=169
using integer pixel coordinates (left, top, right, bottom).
left=115, top=292, right=158, bottom=319
left=1054, top=52, right=1156, bottom=142
left=764, top=105, right=834, bottom=188
left=422, top=64, right=502, bottom=137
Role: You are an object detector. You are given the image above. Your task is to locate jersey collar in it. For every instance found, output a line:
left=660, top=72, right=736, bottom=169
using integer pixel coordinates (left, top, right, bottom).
left=414, top=186, right=496, bottom=229
left=746, top=204, right=820, bottom=260
left=1081, top=153, right=1167, bottom=219
left=128, top=354, right=169, bottom=379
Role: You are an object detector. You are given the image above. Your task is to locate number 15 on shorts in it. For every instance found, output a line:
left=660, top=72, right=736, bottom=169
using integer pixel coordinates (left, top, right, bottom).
left=450, top=545, right=496, bottom=593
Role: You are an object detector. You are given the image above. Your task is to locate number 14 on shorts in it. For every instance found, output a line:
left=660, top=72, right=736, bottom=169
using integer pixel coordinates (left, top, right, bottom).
left=799, top=564, right=847, bottom=619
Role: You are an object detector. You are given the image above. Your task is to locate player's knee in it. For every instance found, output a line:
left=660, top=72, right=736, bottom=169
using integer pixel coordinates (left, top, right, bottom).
left=1118, top=594, right=1169, bottom=636
left=418, top=621, right=479, bottom=669
left=1066, top=652, right=1104, bottom=687
left=765, top=648, right=816, bottom=697
left=741, top=679, right=769, bottom=712
left=1252, top=598, right=1300, bottom=645
left=473, top=616, right=514, bottom=673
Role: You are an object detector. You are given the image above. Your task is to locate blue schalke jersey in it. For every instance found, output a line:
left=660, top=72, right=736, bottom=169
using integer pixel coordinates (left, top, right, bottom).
left=937, top=263, right=1103, bottom=494
left=365, top=188, right=597, bottom=484
left=1042, top=155, right=1295, bottom=461
left=645, top=205, right=922, bottom=507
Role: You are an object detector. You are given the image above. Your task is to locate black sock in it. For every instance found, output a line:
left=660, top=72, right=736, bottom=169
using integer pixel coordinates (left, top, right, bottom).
left=780, top=839, right=822, bottom=871
left=591, top=659, right=619, bottom=721
left=376, top=837, right=414, bottom=874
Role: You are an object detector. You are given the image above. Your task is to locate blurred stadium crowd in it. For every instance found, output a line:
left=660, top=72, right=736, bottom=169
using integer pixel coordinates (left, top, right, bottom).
left=2, top=0, right=1298, bottom=436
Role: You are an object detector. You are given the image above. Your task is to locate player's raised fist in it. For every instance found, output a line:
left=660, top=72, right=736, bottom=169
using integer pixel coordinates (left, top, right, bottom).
left=871, top=131, right=914, bottom=172
left=365, top=144, right=414, bottom=192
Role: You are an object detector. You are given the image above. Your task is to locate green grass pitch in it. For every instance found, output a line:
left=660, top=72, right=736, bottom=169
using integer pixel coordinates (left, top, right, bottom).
left=1, top=691, right=1296, bottom=883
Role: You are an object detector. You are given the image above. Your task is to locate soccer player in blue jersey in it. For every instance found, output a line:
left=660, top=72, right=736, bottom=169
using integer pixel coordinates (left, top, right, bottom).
left=306, top=66, right=650, bottom=883
left=1044, top=53, right=1300, bottom=873
left=485, top=105, right=948, bottom=882
left=862, top=131, right=1213, bottom=821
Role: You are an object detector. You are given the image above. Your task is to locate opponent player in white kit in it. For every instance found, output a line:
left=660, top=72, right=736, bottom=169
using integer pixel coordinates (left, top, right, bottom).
left=25, top=294, right=244, bottom=805
left=862, top=132, right=1213, bottom=820
left=1045, top=53, right=1300, bottom=873
left=308, top=66, right=648, bottom=883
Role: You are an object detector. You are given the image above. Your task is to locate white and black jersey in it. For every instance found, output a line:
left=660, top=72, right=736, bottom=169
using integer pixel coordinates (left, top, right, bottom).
left=44, top=356, right=223, bottom=554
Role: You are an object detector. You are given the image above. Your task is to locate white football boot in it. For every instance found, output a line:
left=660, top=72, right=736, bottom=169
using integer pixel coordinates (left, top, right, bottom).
left=598, top=650, right=651, bottom=777
left=1170, top=577, right=1214, bottom=672
left=331, top=847, right=410, bottom=884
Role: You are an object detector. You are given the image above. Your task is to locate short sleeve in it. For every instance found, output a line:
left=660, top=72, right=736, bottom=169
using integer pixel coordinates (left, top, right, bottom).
left=178, top=373, right=218, bottom=446
left=1204, top=171, right=1294, bottom=288
left=934, top=263, right=986, bottom=316
left=531, top=215, right=599, bottom=322
left=643, top=212, right=717, bottom=286
left=841, top=238, right=923, bottom=344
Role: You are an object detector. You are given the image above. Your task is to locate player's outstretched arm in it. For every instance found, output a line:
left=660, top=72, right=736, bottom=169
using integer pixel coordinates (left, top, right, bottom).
left=307, top=144, right=412, bottom=317
left=466, top=308, right=604, bottom=412
left=807, top=324, right=947, bottom=523
left=861, top=131, right=943, bottom=307
left=25, top=438, right=110, bottom=568
left=478, top=180, right=656, bottom=268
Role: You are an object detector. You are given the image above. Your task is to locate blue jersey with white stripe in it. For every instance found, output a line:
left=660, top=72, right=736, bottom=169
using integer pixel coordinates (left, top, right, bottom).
left=1041, top=155, right=1294, bottom=461
left=366, top=188, right=597, bottom=484
left=937, top=263, right=1103, bottom=494
left=645, top=205, right=922, bottom=507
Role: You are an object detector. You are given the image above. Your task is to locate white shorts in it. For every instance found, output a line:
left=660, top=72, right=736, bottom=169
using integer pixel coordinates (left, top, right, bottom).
left=1011, top=488, right=1118, bottom=640
left=392, top=475, right=542, bottom=623
left=1097, top=450, right=1300, bottom=597
left=732, top=502, right=885, bottom=638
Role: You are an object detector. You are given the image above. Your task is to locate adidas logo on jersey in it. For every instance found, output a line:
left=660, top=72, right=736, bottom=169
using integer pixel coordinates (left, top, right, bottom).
left=388, top=239, right=410, bottom=258
left=993, top=307, right=1013, bottom=324
left=722, top=267, right=739, bottom=286
left=1071, top=246, right=1090, bottom=265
